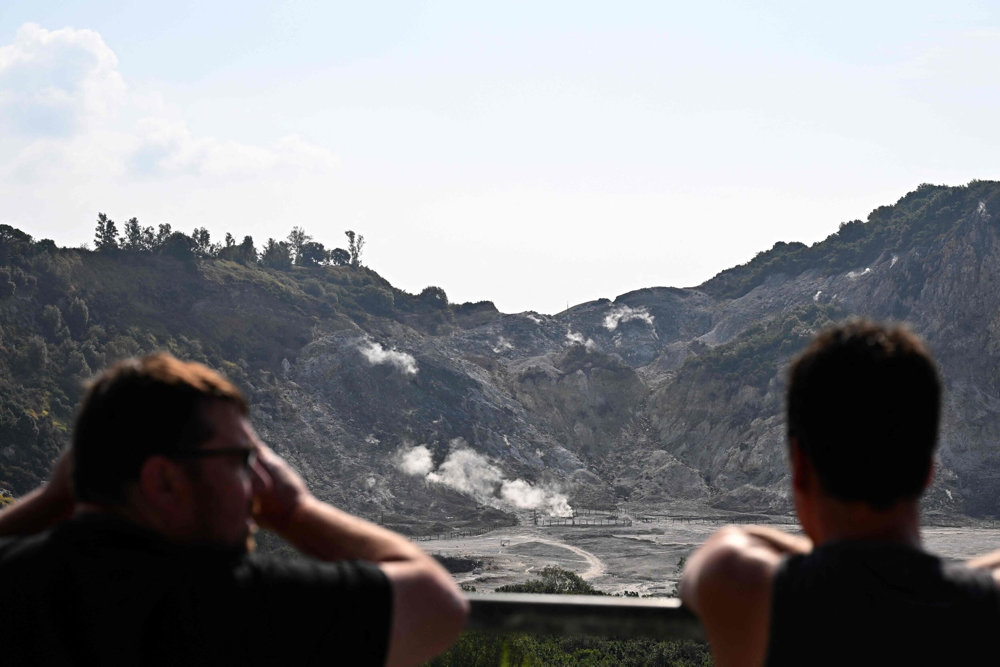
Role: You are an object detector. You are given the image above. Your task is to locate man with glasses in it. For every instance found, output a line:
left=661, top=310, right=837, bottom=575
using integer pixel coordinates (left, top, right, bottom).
left=0, top=353, right=468, bottom=666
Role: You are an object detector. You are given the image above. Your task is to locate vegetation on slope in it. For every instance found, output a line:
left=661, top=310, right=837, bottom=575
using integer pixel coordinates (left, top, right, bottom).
left=0, top=220, right=482, bottom=494
left=677, top=302, right=847, bottom=399
left=701, top=181, right=1000, bottom=299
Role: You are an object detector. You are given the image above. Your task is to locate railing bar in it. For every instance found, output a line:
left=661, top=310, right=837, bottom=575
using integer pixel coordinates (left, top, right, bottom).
left=465, top=593, right=704, bottom=641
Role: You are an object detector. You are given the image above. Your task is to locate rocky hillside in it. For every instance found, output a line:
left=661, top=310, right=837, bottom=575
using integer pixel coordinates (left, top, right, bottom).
left=4, top=180, right=1000, bottom=526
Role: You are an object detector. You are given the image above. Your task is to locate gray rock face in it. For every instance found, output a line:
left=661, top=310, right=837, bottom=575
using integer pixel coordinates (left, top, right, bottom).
left=260, top=182, right=1000, bottom=521
left=14, top=183, right=985, bottom=526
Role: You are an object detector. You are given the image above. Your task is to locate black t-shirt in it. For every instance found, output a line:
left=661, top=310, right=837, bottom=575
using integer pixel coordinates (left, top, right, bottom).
left=0, top=514, right=392, bottom=666
left=766, top=541, right=1000, bottom=666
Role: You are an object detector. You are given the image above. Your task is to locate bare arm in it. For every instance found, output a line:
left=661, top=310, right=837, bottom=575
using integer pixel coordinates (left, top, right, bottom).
left=680, top=525, right=809, bottom=667
left=966, top=550, right=1000, bottom=584
left=738, top=524, right=812, bottom=556
left=251, top=443, right=468, bottom=667
left=0, top=449, right=74, bottom=537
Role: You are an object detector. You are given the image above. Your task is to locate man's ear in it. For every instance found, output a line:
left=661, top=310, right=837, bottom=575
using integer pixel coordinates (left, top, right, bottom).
left=137, top=456, right=193, bottom=516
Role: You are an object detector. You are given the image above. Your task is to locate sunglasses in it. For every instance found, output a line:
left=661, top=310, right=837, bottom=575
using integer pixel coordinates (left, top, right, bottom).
left=168, top=448, right=257, bottom=468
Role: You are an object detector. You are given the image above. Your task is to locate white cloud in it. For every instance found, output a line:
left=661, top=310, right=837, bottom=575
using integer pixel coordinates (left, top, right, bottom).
left=0, top=23, right=126, bottom=137
left=0, top=23, right=338, bottom=187
left=603, top=304, right=655, bottom=332
left=398, top=440, right=572, bottom=517
left=129, top=118, right=338, bottom=178
left=359, top=340, right=418, bottom=376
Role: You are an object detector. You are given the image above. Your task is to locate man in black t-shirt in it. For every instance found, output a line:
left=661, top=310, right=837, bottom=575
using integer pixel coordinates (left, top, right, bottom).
left=680, top=321, right=1000, bottom=667
left=0, top=354, right=467, bottom=666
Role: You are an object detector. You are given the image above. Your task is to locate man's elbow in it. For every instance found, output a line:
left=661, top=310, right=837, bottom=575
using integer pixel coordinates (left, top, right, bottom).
left=384, top=562, right=469, bottom=666
left=420, top=569, right=470, bottom=643
left=436, top=576, right=469, bottom=650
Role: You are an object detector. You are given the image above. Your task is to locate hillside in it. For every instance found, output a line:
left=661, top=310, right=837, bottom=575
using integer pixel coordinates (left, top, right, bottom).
left=4, top=180, right=1000, bottom=526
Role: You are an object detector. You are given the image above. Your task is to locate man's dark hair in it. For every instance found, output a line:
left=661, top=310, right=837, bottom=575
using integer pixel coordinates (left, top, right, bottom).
left=72, top=353, right=247, bottom=505
left=787, top=320, right=941, bottom=509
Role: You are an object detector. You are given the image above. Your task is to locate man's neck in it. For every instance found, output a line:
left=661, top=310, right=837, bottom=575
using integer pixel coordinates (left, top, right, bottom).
left=75, top=502, right=166, bottom=535
left=809, top=497, right=922, bottom=548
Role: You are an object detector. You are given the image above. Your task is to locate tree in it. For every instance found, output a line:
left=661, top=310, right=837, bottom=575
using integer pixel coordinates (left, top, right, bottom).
left=14, top=335, right=48, bottom=375
left=121, top=217, right=153, bottom=252
left=157, top=231, right=197, bottom=261
left=65, top=296, right=89, bottom=338
left=329, top=247, right=350, bottom=266
left=0, top=267, right=14, bottom=299
left=494, top=567, right=601, bottom=595
left=94, top=213, right=119, bottom=251
left=217, top=235, right=257, bottom=264
left=345, top=230, right=365, bottom=267
left=287, top=226, right=312, bottom=265
left=261, top=238, right=292, bottom=269
left=357, top=285, right=394, bottom=314
left=0, top=224, right=33, bottom=246
left=192, top=227, right=215, bottom=257
left=418, top=286, right=448, bottom=308
left=238, top=235, right=257, bottom=264
left=0, top=225, right=34, bottom=265
left=155, top=223, right=173, bottom=247
left=39, top=304, right=64, bottom=341
left=35, top=239, right=57, bottom=253
left=297, top=241, right=328, bottom=267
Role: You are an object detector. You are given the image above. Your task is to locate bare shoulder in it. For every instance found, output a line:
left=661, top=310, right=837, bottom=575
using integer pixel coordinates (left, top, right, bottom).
left=684, top=529, right=775, bottom=602
left=680, top=526, right=792, bottom=667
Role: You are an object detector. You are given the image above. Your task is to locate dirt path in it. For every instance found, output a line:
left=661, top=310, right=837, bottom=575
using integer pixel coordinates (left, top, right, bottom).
left=510, top=535, right=606, bottom=580
left=430, top=528, right=608, bottom=582
left=539, top=537, right=605, bottom=579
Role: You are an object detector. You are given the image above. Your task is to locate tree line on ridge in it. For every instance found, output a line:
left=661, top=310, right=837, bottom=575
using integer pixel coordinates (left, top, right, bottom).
left=92, top=212, right=364, bottom=270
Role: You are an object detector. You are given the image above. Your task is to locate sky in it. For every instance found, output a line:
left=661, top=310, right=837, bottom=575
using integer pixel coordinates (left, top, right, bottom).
left=1, top=2, right=998, bottom=314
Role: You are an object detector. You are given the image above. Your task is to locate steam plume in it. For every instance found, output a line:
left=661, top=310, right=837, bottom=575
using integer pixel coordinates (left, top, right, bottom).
left=399, top=444, right=434, bottom=476
left=603, top=305, right=655, bottom=332
left=359, top=339, right=418, bottom=376
left=397, top=440, right=573, bottom=517
left=566, top=330, right=596, bottom=351
left=847, top=267, right=872, bottom=279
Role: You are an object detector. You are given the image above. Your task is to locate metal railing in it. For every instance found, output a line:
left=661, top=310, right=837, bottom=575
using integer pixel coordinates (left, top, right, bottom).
left=465, top=593, right=704, bottom=641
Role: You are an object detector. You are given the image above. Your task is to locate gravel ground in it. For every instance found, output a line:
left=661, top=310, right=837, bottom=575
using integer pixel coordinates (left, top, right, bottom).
left=427, top=515, right=1000, bottom=596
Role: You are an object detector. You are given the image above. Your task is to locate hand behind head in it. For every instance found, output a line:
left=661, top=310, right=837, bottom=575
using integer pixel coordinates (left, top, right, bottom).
left=250, top=442, right=311, bottom=531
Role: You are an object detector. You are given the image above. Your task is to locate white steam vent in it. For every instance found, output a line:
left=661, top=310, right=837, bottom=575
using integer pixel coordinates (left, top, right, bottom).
left=397, top=440, right=572, bottom=517
left=358, top=339, right=418, bottom=376
left=566, top=330, right=596, bottom=351
left=399, top=445, right=434, bottom=476
left=603, top=305, right=655, bottom=333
